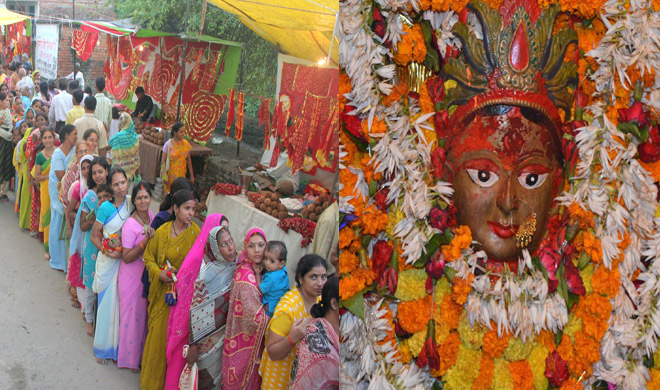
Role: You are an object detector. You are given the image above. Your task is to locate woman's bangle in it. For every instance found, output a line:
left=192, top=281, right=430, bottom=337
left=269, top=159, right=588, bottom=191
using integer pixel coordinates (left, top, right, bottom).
left=287, top=335, right=295, bottom=347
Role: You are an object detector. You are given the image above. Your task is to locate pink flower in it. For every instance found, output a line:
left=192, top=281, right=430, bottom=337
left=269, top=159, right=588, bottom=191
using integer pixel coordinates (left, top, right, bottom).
left=544, top=350, right=569, bottom=388
left=618, top=101, right=650, bottom=128
left=429, top=207, right=449, bottom=231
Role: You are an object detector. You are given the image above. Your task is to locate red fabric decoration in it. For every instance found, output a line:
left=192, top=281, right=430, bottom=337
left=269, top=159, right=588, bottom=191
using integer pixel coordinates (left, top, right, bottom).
left=184, top=91, right=227, bottom=143
left=258, top=99, right=273, bottom=149
left=235, top=91, right=245, bottom=141
left=224, top=89, right=236, bottom=137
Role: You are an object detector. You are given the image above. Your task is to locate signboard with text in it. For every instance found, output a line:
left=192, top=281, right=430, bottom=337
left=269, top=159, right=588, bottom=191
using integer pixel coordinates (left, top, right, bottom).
left=35, top=24, right=59, bottom=81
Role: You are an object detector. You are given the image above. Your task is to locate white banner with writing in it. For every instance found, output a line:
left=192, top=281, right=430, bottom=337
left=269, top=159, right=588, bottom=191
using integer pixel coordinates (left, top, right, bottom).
left=35, top=24, right=59, bottom=81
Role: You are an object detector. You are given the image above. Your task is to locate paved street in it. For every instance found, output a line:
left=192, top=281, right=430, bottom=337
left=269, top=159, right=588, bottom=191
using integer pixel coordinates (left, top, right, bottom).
left=0, top=196, right=140, bottom=389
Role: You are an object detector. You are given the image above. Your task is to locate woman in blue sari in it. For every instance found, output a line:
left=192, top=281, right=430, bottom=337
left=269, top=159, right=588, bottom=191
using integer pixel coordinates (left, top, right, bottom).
left=79, top=156, right=110, bottom=336
left=90, top=167, right=130, bottom=363
left=49, top=124, right=77, bottom=271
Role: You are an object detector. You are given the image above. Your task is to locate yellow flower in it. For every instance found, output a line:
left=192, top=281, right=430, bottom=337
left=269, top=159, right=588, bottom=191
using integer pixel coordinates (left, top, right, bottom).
left=528, top=344, right=550, bottom=390
left=386, top=208, right=404, bottom=238
left=399, top=342, right=412, bottom=364
left=563, top=314, right=583, bottom=342
left=580, top=263, right=594, bottom=295
left=443, top=344, right=482, bottom=389
left=395, top=269, right=428, bottom=301
left=492, top=358, right=514, bottom=390
left=457, top=312, right=487, bottom=350
left=433, top=277, right=452, bottom=305
left=406, top=328, right=427, bottom=357
left=434, top=319, right=451, bottom=345
left=503, top=337, right=534, bottom=361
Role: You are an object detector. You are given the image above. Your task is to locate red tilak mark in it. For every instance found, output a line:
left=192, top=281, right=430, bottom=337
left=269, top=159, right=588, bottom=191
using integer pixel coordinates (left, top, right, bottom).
left=510, top=24, right=529, bottom=71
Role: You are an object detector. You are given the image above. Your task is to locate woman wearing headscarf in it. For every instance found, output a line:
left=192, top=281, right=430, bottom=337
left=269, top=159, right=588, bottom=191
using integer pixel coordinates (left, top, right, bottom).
left=17, top=108, right=35, bottom=229
left=222, top=228, right=269, bottom=390
left=0, top=91, right=13, bottom=203
left=141, top=189, right=200, bottom=390
left=165, top=214, right=236, bottom=390
left=66, top=154, right=93, bottom=310
left=108, top=112, right=140, bottom=182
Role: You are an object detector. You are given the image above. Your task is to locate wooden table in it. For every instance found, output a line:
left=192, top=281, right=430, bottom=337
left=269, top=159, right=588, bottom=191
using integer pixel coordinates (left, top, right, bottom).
left=206, top=192, right=309, bottom=286
left=138, top=136, right=213, bottom=184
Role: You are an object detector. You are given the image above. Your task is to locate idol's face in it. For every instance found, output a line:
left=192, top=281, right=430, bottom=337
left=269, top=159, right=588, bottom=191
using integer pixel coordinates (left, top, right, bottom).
left=447, top=106, right=562, bottom=261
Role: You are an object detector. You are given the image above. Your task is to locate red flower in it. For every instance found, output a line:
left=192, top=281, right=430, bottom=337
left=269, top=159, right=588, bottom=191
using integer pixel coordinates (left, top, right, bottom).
left=574, top=88, right=589, bottom=109
left=416, top=320, right=440, bottom=371
left=544, top=350, right=569, bottom=388
left=434, top=110, right=449, bottom=139
left=426, top=77, right=445, bottom=105
left=618, top=101, right=650, bottom=128
left=372, top=240, right=393, bottom=277
left=564, top=258, right=585, bottom=296
left=561, top=120, right=585, bottom=173
left=374, top=188, right=391, bottom=211
left=639, top=125, right=660, bottom=163
left=429, top=206, right=450, bottom=231
left=425, top=252, right=445, bottom=294
left=372, top=6, right=386, bottom=39
left=380, top=268, right=398, bottom=295
left=340, top=105, right=367, bottom=142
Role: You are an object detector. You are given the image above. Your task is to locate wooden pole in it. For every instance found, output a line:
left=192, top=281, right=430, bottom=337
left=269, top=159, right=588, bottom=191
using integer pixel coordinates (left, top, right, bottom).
left=176, top=0, right=191, bottom=121
left=236, top=45, right=244, bottom=157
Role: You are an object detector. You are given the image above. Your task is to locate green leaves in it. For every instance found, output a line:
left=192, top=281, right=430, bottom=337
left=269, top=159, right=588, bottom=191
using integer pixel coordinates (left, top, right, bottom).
left=617, top=122, right=649, bottom=143
left=414, top=229, right=453, bottom=268
left=341, top=289, right=365, bottom=320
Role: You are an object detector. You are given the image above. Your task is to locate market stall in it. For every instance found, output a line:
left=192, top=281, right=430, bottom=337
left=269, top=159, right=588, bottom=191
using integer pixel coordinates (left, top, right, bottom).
left=206, top=192, right=310, bottom=285
left=138, top=135, right=213, bottom=184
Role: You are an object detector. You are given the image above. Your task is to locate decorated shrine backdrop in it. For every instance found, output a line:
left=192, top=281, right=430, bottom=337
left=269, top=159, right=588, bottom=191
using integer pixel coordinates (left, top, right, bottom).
left=2, top=20, right=31, bottom=62
left=273, top=56, right=339, bottom=173
left=101, top=31, right=241, bottom=145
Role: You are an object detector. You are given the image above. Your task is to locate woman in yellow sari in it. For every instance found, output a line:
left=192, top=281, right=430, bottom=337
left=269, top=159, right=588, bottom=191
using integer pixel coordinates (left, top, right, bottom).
left=33, top=129, right=56, bottom=259
left=161, top=122, right=194, bottom=193
left=17, top=108, right=35, bottom=229
left=141, top=189, right=200, bottom=390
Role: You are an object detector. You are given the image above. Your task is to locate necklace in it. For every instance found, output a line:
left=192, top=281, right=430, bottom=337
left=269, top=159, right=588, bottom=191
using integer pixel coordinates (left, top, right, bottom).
left=172, top=221, right=189, bottom=237
left=136, top=211, right=149, bottom=226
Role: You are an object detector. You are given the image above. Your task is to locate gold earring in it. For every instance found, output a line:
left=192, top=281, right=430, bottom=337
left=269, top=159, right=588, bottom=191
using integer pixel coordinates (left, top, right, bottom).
left=515, top=200, right=536, bottom=249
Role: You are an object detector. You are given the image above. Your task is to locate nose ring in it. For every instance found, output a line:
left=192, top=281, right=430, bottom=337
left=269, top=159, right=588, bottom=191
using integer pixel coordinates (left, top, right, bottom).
left=514, top=200, right=536, bottom=249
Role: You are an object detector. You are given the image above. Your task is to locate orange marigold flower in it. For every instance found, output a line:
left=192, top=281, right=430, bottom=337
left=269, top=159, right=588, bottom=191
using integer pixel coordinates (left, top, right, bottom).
left=339, top=228, right=355, bottom=249
left=591, top=265, right=621, bottom=299
left=574, top=231, right=602, bottom=263
left=568, top=202, right=595, bottom=230
left=432, top=331, right=461, bottom=377
left=381, top=82, right=408, bottom=107
left=418, top=82, right=434, bottom=114
left=339, top=250, right=359, bottom=275
left=430, top=0, right=451, bottom=12
left=536, top=330, right=557, bottom=353
left=618, top=233, right=631, bottom=251
left=398, top=296, right=433, bottom=334
left=483, top=328, right=510, bottom=358
left=471, top=354, right=495, bottom=390
left=355, top=205, right=389, bottom=236
left=559, top=378, right=581, bottom=390
left=569, top=331, right=599, bottom=377
left=393, top=24, right=427, bottom=66
left=438, top=295, right=462, bottom=330
left=573, top=294, right=611, bottom=340
left=559, top=0, right=605, bottom=19
left=361, top=116, right=387, bottom=139
left=451, top=275, right=473, bottom=305
left=442, top=225, right=473, bottom=261
left=339, top=267, right=375, bottom=301
left=449, top=0, right=469, bottom=12
left=509, top=360, right=534, bottom=390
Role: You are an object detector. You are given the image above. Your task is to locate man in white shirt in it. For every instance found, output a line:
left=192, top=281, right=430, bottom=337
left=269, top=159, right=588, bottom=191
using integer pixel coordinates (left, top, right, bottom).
left=94, top=77, right=112, bottom=132
left=253, top=139, right=299, bottom=196
left=65, top=63, right=85, bottom=89
left=48, top=78, right=73, bottom=135
left=73, top=95, right=108, bottom=156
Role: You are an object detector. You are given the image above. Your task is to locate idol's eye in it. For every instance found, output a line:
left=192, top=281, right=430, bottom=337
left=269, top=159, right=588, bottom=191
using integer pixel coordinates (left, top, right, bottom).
left=517, top=172, right=548, bottom=189
left=466, top=169, right=499, bottom=188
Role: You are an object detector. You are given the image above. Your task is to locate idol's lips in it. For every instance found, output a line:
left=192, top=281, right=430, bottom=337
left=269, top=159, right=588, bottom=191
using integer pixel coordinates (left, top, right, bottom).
left=487, top=221, right=517, bottom=239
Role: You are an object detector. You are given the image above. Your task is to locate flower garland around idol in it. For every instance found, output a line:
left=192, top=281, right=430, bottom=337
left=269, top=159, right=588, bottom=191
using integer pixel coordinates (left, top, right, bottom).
left=339, top=0, right=660, bottom=389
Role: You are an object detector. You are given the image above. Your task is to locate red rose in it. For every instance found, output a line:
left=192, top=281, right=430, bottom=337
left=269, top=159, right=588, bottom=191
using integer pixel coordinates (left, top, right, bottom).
left=538, top=247, right=559, bottom=281
left=429, top=207, right=450, bottom=231
left=416, top=320, right=440, bottom=371
left=544, top=350, right=569, bottom=388
left=372, top=240, right=393, bottom=277
left=639, top=125, right=660, bottom=163
left=618, top=101, right=650, bottom=128
left=374, top=188, right=391, bottom=211
left=564, top=258, right=585, bottom=296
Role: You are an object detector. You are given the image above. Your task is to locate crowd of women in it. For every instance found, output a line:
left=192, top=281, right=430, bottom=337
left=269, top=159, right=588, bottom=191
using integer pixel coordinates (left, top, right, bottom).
left=1, top=71, right=339, bottom=390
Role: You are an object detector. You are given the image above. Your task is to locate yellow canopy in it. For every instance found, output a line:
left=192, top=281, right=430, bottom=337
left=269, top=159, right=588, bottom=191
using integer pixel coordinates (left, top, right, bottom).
left=209, top=0, right=338, bottom=66
left=0, top=8, right=28, bottom=26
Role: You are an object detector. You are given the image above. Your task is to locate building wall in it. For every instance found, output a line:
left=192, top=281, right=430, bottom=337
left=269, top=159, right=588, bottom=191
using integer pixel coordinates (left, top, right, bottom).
left=38, top=0, right=115, bottom=20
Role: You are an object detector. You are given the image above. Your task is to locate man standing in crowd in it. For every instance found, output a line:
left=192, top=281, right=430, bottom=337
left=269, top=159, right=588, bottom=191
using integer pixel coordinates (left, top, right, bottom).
left=131, top=86, right=154, bottom=123
left=65, top=89, right=85, bottom=125
left=21, top=54, right=32, bottom=73
left=48, top=78, right=73, bottom=134
left=15, top=68, right=33, bottom=94
left=66, top=63, right=85, bottom=89
left=94, top=77, right=112, bottom=132
left=73, top=96, right=108, bottom=156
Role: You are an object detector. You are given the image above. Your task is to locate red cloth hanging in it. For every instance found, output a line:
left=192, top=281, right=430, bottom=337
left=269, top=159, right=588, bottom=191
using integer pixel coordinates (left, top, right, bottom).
left=235, top=91, right=245, bottom=141
left=71, top=29, right=99, bottom=62
left=224, top=89, right=236, bottom=137
left=258, top=98, right=272, bottom=149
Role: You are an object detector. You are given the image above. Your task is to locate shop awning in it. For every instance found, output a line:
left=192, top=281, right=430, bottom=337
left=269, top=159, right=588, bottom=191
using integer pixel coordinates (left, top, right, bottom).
left=0, top=7, right=29, bottom=26
left=208, top=0, right=338, bottom=66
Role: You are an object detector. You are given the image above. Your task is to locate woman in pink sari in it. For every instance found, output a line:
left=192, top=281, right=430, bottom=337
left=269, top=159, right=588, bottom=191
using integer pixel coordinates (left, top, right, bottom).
left=222, top=228, right=268, bottom=390
left=165, top=214, right=236, bottom=390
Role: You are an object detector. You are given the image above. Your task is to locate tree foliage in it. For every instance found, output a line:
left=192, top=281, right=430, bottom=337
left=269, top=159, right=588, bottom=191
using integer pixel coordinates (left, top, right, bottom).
left=114, top=0, right=278, bottom=116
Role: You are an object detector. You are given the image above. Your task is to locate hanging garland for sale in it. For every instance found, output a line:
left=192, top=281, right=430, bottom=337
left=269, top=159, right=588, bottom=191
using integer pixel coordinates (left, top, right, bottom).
left=339, top=0, right=660, bottom=389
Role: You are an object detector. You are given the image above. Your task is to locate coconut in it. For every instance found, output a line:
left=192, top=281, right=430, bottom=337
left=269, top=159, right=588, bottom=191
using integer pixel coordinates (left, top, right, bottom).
left=271, top=209, right=279, bottom=218
left=264, top=198, right=272, bottom=207
left=322, top=201, right=330, bottom=209
left=309, top=212, right=317, bottom=221
left=266, top=207, right=272, bottom=214
left=277, top=204, right=286, bottom=212
left=278, top=211, right=288, bottom=219
left=315, top=206, right=323, bottom=215
left=260, top=203, right=267, bottom=212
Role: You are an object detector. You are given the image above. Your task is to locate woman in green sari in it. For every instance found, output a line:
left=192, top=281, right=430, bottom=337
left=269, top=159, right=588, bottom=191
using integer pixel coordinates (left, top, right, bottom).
left=17, top=108, right=35, bottom=230
left=141, top=189, right=200, bottom=390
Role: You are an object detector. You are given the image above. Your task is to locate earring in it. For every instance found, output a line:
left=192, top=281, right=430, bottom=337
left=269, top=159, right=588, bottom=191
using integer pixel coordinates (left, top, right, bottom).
left=515, top=200, right=536, bottom=249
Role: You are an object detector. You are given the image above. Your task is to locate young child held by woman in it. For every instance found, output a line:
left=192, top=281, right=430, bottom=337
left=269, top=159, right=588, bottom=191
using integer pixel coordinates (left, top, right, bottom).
left=254, top=241, right=290, bottom=317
